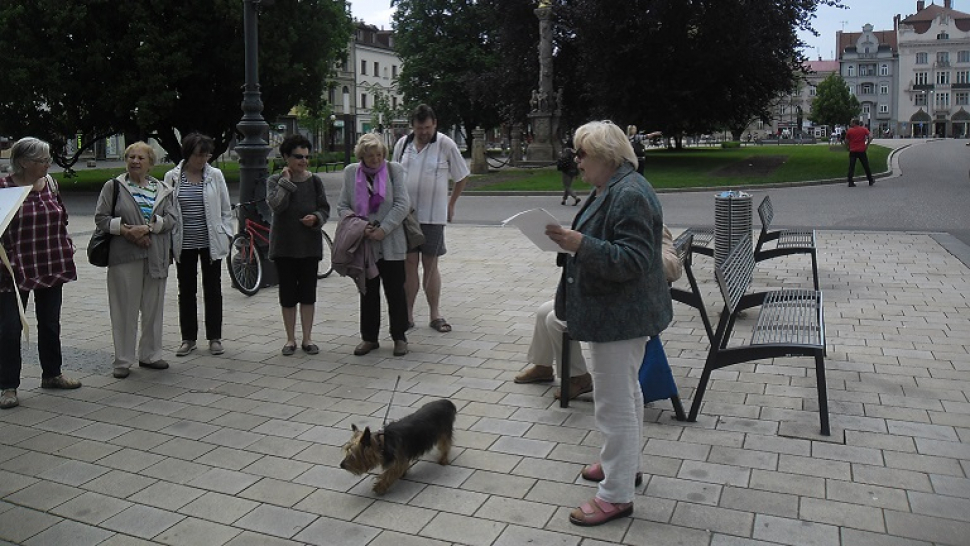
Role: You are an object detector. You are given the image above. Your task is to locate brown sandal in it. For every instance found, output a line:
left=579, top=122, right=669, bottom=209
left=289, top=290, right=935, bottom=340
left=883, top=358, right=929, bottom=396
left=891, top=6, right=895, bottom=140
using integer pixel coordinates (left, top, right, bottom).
left=429, top=318, right=452, bottom=333
left=569, top=497, right=633, bottom=526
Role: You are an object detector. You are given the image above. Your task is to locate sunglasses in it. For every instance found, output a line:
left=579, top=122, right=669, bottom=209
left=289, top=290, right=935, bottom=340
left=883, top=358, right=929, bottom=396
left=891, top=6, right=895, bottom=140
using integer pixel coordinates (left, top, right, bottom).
left=289, top=153, right=312, bottom=160
left=575, top=148, right=587, bottom=160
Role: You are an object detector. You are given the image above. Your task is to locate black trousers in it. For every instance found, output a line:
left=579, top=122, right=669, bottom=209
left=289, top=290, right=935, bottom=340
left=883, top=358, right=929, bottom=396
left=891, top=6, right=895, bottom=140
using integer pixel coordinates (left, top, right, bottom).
left=848, top=151, right=874, bottom=184
left=176, top=248, right=223, bottom=341
left=0, top=285, right=64, bottom=389
left=361, top=259, right=408, bottom=342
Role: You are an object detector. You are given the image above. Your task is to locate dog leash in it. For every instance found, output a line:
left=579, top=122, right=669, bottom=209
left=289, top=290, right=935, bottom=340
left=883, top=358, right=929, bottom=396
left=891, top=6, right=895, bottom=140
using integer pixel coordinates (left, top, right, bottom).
left=382, top=375, right=401, bottom=426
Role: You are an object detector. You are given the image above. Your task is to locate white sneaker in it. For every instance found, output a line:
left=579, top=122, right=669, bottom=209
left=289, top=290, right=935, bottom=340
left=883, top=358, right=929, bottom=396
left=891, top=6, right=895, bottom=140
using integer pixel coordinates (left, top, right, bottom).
left=209, top=340, right=224, bottom=355
left=176, top=340, right=197, bottom=357
left=0, top=389, right=18, bottom=409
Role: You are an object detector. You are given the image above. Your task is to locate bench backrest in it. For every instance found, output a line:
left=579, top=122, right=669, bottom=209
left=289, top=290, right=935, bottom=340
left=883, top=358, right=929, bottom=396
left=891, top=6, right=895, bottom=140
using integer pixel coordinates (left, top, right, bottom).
left=715, top=233, right=755, bottom=316
left=672, top=232, right=694, bottom=270
left=757, top=195, right=774, bottom=233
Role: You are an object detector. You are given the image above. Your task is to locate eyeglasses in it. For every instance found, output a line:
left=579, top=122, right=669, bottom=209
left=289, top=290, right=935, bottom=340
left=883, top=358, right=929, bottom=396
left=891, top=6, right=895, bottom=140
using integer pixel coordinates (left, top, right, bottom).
left=289, top=153, right=312, bottom=160
left=192, top=151, right=212, bottom=158
left=30, top=157, right=53, bottom=165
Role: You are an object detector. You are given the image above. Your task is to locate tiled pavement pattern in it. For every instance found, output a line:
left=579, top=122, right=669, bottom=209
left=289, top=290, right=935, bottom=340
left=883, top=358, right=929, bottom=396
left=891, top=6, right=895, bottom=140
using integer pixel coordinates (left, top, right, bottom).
left=1, top=222, right=968, bottom=546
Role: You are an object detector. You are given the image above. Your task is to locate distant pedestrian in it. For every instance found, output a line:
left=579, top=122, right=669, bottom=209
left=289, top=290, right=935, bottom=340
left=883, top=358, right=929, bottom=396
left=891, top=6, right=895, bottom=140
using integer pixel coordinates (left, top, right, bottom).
left=0, top=137, right=82, bottom=409
left=846, top=119, right=875, bottom=187
left=557, top=140, right=581, bottom=206
left=166, top=133, right=233, bottom=358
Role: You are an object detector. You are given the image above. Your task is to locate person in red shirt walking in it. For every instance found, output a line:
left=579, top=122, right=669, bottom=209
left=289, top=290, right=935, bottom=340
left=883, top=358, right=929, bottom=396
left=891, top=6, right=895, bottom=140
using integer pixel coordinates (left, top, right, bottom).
left=846, top=118, right=875, bottom=187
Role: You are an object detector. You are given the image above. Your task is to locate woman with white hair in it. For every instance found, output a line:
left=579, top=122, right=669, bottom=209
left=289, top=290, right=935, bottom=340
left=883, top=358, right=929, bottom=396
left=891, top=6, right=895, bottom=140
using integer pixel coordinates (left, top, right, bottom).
left=545, top=121, right=672, bottom=526
left=95, top=141, right=179, bottom=379
left=338, top=133, right=411, bottom=357
left=0, top=137, right=81, bottom=409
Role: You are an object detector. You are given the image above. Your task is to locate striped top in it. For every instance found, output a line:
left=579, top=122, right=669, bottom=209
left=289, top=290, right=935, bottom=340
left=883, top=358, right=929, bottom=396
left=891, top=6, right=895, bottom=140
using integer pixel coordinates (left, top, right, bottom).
left=127, top=178, right=157, bottom=223
left=176, top=174, right=208, bottom=249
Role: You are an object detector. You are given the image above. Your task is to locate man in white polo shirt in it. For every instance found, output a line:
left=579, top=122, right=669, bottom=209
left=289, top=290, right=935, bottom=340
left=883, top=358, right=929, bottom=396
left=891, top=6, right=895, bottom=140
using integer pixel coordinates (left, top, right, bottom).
left=393, top=104, right=470, bottom=333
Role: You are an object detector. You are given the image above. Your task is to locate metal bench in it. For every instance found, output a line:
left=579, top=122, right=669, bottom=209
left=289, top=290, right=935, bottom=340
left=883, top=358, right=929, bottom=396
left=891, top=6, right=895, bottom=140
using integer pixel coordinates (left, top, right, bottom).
left=755, top=195, right=819, bottom=290
left=687, top=234, right=830, bottom=435
left=683, top=227, right=714, bottom=257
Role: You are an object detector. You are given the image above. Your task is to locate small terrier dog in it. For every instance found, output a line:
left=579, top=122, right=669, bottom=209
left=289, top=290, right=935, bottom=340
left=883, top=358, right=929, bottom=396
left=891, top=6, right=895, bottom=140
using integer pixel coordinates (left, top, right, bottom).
left=340, top=399, right=457, bottom=494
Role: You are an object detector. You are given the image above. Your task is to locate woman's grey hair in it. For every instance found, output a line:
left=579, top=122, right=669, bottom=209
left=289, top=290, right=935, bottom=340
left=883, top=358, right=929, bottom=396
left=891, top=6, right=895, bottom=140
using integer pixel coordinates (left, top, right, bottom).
left=9, top=137, right=51, bottom=176
left=124, top=141, right=156, bottom=166
left=354, top=133, right=387, bottom=160
left=573, top=121, right=638, bottom=169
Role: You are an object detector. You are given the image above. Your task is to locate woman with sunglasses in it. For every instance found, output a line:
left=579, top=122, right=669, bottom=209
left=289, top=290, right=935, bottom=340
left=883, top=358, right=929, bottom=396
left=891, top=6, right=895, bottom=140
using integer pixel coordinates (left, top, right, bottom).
left=0, top=137, right=81, bottom=409
left=545, top=121, right=672, bottom=527
left=266, top=134, right=330, bottom=356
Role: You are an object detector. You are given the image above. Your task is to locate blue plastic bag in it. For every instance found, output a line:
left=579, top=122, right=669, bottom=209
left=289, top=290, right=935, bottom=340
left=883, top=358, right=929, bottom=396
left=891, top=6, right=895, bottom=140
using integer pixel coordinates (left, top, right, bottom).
left=638, top=336, right=679, bottom=403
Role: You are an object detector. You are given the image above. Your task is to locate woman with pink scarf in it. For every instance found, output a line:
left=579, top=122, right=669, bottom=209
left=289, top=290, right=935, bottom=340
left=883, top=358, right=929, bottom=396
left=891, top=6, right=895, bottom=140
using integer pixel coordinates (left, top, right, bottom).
left=337, top=133, right=411, bottom=357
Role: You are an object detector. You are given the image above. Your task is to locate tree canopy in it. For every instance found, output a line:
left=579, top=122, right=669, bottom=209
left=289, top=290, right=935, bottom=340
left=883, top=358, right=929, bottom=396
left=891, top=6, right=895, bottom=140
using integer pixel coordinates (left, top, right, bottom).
left=810, top=73, right=860, bottom=127
left=0, top=0, right=352, bottom=168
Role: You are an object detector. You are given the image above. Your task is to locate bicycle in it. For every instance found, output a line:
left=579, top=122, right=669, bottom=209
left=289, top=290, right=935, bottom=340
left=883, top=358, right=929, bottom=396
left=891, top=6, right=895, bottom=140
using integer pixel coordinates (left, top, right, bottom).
left=227, top=201, right=334, bottom=296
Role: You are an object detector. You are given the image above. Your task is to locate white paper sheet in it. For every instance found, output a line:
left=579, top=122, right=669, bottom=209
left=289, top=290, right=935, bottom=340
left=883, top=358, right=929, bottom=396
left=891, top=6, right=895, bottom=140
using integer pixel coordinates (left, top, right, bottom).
left=502, top=208, right=571, bottom=254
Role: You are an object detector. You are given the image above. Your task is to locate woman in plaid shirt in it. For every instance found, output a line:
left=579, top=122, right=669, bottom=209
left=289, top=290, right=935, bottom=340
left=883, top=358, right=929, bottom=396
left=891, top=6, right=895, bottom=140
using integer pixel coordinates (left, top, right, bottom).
left=0, top=137, right=81, bottom=410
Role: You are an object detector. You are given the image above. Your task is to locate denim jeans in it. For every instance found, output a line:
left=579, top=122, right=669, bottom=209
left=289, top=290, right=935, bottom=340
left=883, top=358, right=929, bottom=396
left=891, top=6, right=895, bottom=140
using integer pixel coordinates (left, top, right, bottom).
left=0, top=285, right=64, bottom=389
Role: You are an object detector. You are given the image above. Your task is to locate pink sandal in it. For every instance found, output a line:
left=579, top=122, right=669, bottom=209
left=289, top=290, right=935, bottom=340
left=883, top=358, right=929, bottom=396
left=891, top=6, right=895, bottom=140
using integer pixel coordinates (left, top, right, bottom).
left=581, top=462, right=643, bottom=486
left=569, top=496, right=633, bottom=526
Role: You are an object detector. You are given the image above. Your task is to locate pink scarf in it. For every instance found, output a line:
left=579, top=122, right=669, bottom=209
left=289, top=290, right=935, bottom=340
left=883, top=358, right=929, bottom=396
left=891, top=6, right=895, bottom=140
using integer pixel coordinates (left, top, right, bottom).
left=355, top=161, right=387, bottom=216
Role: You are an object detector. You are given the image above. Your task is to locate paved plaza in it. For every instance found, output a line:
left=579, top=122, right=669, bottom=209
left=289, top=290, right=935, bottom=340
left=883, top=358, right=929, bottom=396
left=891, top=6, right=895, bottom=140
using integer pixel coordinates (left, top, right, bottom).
left=1, top=212, right=968, bottom=545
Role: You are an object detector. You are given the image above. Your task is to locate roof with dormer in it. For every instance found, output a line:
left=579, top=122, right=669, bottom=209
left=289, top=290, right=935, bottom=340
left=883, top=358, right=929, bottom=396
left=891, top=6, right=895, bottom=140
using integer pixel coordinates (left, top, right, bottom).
left=900, top=2, right=970, bottom=33
left=837, top=29, right=897, bottom=57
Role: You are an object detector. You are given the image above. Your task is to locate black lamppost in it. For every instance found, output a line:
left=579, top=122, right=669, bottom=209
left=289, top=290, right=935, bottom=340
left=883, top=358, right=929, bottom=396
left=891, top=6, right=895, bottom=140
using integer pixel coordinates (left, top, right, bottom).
left=236, top=0, right=274, bottom=212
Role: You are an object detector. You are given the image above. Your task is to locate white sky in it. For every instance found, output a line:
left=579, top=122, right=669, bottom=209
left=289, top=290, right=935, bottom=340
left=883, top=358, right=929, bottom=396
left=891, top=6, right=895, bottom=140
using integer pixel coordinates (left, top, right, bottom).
left=348, top=0, right=941, bottom=60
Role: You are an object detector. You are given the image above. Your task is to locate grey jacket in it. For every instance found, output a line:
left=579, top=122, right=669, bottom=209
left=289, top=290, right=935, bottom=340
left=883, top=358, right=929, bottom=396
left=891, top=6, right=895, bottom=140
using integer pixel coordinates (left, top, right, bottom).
left=336, top=161, right=410, bottom=261
left=94, top=175, right=179, bottom=279
left=554, top=163, right=672, bottom=342
left=166, top=162, right=233, bottom=261
left=266, top=173, right=330, bottom=260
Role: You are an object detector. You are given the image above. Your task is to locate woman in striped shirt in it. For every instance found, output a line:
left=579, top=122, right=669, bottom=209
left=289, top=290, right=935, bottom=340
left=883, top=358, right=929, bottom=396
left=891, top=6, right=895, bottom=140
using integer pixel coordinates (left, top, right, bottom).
left=166, top=134, right=233, bottom=357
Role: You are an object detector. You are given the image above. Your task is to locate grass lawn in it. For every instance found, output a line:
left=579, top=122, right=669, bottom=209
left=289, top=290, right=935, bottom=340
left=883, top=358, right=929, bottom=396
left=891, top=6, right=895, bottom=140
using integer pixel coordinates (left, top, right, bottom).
left=466, top=143, right=892, bottom=191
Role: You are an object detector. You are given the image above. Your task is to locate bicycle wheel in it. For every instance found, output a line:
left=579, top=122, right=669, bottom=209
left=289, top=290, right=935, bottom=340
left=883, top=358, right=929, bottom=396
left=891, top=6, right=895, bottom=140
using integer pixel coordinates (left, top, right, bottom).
left=228, top=233, right=263, bottom=296
left=318, top=229, right=334, bottom=279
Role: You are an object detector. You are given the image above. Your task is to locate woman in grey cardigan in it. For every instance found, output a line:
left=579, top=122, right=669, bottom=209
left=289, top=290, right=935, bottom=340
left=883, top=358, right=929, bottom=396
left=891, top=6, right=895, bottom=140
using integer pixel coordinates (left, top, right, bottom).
left=546, top=121, right=673, bottom=527
left=338, top=134, right=411, bottom=357
left=95, top=142, right=179, bottom=379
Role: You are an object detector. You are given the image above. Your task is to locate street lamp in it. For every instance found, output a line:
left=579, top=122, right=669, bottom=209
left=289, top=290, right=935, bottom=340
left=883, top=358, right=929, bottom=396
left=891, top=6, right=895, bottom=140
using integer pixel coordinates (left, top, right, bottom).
left=329, top=114, right=336, bottom=152
left=236, top=0, right=274, bottom=211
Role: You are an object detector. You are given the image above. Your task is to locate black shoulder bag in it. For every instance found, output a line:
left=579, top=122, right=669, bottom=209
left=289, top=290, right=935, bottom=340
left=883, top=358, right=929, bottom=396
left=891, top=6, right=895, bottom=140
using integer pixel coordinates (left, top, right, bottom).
left=87, top=178, right=120, bottom=267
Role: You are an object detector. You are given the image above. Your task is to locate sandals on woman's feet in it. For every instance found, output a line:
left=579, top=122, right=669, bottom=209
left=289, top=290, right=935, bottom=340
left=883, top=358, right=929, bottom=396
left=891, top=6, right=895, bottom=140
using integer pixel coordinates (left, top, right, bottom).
left=581, top=462, right=643, bottom=486
left=569, top=497, right=633, bottom=526
left=281, top=343, right=297, bottom=356
left=429, top=318, right=452, bottom=333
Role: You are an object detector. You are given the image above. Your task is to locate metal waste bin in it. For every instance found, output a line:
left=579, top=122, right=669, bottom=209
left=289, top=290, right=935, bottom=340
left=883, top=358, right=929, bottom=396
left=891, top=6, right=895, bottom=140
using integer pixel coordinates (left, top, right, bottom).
left=714, top=191, right=752, bottom=267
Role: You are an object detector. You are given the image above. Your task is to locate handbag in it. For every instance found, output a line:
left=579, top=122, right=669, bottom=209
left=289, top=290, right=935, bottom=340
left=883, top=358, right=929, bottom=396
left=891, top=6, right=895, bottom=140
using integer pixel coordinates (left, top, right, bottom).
left=638, top=335, right=679, bottom=403
left=403, top=208, right=425, bottom=250
left=87, top=178, right=120, bottom=267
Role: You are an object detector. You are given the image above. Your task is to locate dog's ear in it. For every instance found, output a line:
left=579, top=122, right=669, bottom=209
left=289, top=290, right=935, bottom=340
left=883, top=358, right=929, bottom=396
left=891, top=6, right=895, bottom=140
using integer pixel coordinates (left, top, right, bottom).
left=351, top=424, right=359, bottom=432
left=361, top=427, right=372, bottom=446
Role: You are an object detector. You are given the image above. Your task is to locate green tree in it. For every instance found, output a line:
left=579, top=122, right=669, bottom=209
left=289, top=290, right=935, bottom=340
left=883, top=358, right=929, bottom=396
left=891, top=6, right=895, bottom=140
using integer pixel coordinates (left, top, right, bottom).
left=0, top=0, right=352, bottom=168
left=391, top=0, right=500, bottom=151
left=810, top=73, right=860, bottom=128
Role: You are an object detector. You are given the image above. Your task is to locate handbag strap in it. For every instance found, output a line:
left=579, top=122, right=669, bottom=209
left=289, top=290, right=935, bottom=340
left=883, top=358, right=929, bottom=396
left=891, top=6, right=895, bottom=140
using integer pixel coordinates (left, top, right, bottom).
left=110, top=177, right=120, bottom=214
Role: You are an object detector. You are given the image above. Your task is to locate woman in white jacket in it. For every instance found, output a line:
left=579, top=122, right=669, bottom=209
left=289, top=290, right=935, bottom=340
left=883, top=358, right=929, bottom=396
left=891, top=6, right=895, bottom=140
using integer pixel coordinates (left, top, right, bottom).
left=166, top=133, right=233, bottom=357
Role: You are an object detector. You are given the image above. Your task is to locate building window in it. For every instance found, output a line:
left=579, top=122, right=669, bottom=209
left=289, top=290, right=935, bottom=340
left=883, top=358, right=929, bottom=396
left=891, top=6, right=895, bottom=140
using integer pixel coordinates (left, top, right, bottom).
left=936, top=92, right=950, bottom=108
left=861, top=83, right=874, bottom=94
left=916, top=72, right=929, bottom=85
left=361, top=93, right=367, bottom=109
left=915, top=92, right=927, bottom=106
left=360, top=60, right=367, bottom=75
left=860, top=64, right=876, bottom=77
left=329, top=88, right=335, bottom=105
left=960, top=51, right=970, bottom=63
left=937, top=71, right=951, bottom=85
left=937, top=51, right=950, bottom=65
left=392, top=65, right=398, bottom=78
left=917, top=52, right=929, bottom=64
left=938, top=32, right=950, bottom=40
left=392, top=96, right=398, bottom=109
left=341, top=56, right=348, bottom=71
left=374, top=61, right=379, bottom=76
left=880, top=64, right=889, bottom=76
left=878, top=104, right=889, bottom=113
left=957, top=92, right=970, bottom=105
left=880, top=85, right=889, bottom=95
left=846, top=65, right=855, bottom=77
left=809, top=86, right=817, bottom=96
left=862, top=104, right=871, bottom=114
left=958, top=70, right=970, bottom=84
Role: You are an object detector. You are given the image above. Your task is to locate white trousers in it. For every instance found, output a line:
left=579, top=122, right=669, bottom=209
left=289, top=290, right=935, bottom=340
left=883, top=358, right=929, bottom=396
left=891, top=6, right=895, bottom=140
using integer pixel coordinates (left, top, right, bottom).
left=527, top=300, right=587, bottom=376
left=589, top=336, right=647, bottom=504
left=107, top=259, right=167, bottom=369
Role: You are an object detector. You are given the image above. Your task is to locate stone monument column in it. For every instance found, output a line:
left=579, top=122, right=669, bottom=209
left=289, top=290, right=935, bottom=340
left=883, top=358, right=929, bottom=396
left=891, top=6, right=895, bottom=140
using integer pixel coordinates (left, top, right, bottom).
left=526, top=1, right=559, bottom=164
left=470, top=127, right=488, bottom=174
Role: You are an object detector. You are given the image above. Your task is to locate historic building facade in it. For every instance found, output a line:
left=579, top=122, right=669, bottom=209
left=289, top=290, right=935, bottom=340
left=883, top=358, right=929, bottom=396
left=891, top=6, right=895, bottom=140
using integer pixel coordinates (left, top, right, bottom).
left=837, top=24, right=899, bottom=137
